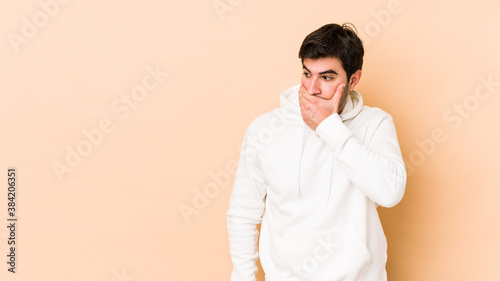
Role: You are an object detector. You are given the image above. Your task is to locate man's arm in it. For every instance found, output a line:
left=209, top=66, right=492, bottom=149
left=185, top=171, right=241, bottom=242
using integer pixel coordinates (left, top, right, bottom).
left=226, top=123, right=268, bottom=281
left=315, top=111, right=407, bottom=207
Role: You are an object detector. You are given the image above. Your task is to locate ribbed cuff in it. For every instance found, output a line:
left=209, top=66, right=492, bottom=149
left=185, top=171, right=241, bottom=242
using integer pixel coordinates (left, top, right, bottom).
left=315, top=113, right=354, bottom=153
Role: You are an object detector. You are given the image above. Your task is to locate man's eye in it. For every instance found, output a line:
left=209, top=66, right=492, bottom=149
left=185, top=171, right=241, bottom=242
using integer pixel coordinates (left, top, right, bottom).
left=322, top=76, right=333, bottom=81
left=303, top=72, right=311, bottom=77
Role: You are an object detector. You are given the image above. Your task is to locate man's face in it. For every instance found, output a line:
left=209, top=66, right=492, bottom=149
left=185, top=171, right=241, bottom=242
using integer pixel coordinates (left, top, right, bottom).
left=301, top=57, right=350, bottom=106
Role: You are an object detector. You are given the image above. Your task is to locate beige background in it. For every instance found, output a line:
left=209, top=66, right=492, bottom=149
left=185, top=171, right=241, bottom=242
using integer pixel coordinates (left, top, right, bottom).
left=1, top=0, right=499, bottom=280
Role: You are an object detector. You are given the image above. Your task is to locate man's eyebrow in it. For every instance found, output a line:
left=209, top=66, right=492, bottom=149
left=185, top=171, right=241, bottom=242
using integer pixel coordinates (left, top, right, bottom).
left=319, top=69, right=337, bottom=75
left=302, top=65, right=338, bottom=75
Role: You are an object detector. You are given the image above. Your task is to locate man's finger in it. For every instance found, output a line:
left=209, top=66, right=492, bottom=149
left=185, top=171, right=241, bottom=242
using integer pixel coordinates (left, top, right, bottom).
left=298, top=84, right=310, bottom=105
left=332, top=83, right=345, bottom=105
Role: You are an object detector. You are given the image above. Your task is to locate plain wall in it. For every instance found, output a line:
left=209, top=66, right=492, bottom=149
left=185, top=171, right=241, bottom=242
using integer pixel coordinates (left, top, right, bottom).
left=0, top=0, right=499, bottom=280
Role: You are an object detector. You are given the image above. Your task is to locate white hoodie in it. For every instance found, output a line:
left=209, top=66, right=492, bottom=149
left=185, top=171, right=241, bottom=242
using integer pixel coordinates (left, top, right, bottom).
left=227, top=84, right=407, bottom=281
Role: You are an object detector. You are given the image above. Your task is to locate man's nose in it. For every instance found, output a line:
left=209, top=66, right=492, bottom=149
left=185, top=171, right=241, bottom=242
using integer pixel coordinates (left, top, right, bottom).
left=308, top=78, right=321, bottom=95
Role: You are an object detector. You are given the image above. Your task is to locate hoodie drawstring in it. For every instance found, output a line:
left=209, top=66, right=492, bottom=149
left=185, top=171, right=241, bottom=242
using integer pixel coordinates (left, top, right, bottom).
left=297, top=122, right=306, bottom=196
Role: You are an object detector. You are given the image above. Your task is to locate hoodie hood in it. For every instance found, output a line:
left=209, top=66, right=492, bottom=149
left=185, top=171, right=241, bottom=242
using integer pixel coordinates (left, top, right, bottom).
left=279, top=83, right=363, bottom=121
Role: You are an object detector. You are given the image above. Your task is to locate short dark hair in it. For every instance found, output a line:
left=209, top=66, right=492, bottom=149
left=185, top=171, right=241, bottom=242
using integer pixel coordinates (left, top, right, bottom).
left=298, top=23, right=364, bottom=80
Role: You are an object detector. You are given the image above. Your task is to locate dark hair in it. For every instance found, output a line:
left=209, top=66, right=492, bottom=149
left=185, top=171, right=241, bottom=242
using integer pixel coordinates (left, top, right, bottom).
left=298, top=23, right=364, bottom=80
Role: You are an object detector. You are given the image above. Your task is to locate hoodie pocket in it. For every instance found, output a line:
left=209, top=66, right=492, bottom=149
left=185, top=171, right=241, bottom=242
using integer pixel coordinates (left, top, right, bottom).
left=277, top=226, right=372, bottom=281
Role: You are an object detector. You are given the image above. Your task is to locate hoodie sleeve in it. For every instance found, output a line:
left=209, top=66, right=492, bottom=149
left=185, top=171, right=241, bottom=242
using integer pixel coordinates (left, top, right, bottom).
left=226, top=122, right=268, bottom=281
left=315, top=110, right=407, bottom=208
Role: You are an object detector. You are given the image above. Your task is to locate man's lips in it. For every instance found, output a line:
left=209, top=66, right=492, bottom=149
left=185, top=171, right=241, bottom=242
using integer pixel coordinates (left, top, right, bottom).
left=312, top=94, right=329, bottom=100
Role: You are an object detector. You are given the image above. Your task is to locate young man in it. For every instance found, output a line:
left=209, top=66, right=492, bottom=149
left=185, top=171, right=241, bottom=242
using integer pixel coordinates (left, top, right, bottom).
left=227, top=23, right=407, bottom=281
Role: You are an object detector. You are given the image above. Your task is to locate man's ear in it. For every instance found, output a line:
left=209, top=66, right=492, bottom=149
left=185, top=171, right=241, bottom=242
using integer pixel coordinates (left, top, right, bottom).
left=348, top=70, right=362, bottom=91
